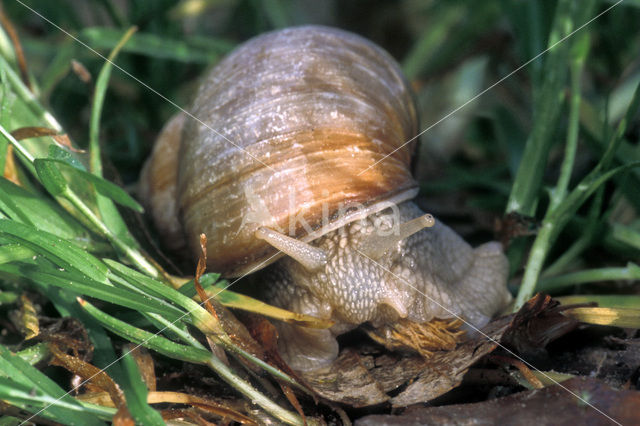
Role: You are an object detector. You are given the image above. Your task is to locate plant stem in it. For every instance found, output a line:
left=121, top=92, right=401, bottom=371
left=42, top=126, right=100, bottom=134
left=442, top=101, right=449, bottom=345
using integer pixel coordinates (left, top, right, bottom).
left=538, top=263, right=640, bottom=293
left=145, top=312, right=206, bottom=349
left=514, top=221, right=555, bottom=308
left=82, top=298, right=302, bottom=424
left=549, top=34, right=588, bottom=211
left=512, top=1, right=597, bottom=309
left=89, top=26, right=137, bottom=176
left=611, top=223, right=640, bottom=251
left=0, top=23, right=17, bottom=63
left=78, top=402, right=117, bottom=419
left=0, top=122, right=35, bottom=163
left=543, top=190, right=603, bottom=277
left=0, top=55, right=62, bottom=132
left=63, top=188, right=158, bottom=277
left=506, top=0, right=577, bottom=215
left=206, top=354, right=303, bottom=425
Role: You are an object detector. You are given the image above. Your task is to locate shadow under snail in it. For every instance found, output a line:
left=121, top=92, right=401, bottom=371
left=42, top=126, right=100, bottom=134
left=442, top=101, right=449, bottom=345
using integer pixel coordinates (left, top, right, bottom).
left=140, top=25, right=511, bottom=371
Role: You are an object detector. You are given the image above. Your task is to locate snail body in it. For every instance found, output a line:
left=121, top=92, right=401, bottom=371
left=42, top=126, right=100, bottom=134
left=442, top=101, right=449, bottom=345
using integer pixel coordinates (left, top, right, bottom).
left=141, top=26, right=510, bottom=371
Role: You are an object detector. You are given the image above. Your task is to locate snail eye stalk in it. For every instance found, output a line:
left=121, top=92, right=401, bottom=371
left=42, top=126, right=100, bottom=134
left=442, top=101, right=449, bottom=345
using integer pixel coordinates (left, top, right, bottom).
left=255, top=227, right=328, bottom=272
left=359, top=214, right=435, bottom=260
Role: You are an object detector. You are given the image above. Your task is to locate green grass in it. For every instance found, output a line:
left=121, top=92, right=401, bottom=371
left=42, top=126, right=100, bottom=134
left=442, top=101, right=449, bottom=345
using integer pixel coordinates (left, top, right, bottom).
left=1, top=0, right=639, bottom=424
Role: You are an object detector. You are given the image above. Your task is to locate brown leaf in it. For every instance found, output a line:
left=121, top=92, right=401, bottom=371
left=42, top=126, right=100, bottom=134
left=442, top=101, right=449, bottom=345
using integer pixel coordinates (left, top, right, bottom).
left=17, top=293, right=39, bottom=340
left=11, top=127, right=59, bottom=141
left=77, top=389, right=258, bottom=424
left=0, top=4, right=31, bottom=90
left=194, top=233, right=219, bottom=321
left=126, top=345, right=156, bottom=392
left=148, top=391, right=256, bottom=424
left=71, top=59, right=92, bottom=84
left=193, top=237, right=272, bottom=368
left=3, top=145, right=20, bottom=185
left=356, top=377, right=639, bottom=425
left=212, top=299, right=269, bottom=369
left=50, top=342, right=135, bottom=424
left=495, top=212, right=539, bottom=248
left=160, top=408, right=215, bottom=426
left=243, top=314, right=315, bottom=397
left=48, top=343, right=126, bottom=409
left=244, top=317, right=309, bottom=423
left=300, top=294, right=577, bottom=407
left=502, top=293, right=579, bottom=356
left=301, top=349, right=389, bottom=407
left=10, top=126, right=84, bottom=153
left=37, top=317, right=93, bottom=361
left=280, top=384, right=307, bottom=426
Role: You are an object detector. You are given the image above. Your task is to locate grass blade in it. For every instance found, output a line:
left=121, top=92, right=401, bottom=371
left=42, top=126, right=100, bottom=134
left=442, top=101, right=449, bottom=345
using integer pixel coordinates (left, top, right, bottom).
left=515, top=162, right=640, bottom=308
left=80, top=27, right=234, bottom=63
left=0, top=344, right=105, bottom=425
left=0, top=219, right=108, bottom=282
left=89, top=26, right=136, bottom=176
left=538, top=263, right=640, bottom=292
left=506, top=0, right=596, bottom=215
left=47, top=144, right=87, bottom=171
left=78, top=298, right=211, bottom=363
left=555, top=294, right=640, bottom=309
left=0, top=178, right=97, bottom=247
left=0, top=262, right=184, bottom=318
left=179, top=274, right=334, bottom=328
left=564, top=307, right=640, bottom=329
left=80, top=298, right=303, bottom=424
left=36, top=158, right=143, bottom=212
left=119, top=350, right=166, bottom=425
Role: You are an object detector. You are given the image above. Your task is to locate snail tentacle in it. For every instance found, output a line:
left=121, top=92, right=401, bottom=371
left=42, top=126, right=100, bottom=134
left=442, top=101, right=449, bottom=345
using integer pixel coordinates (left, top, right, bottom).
left=256, top=227, right=328, bottom=272
left=359, top=212, right=436, bottom=260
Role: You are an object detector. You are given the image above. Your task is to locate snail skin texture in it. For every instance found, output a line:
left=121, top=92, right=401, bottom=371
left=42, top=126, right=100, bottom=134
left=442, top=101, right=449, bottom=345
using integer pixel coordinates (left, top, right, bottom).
left=141, top=26, right=511, bottom=371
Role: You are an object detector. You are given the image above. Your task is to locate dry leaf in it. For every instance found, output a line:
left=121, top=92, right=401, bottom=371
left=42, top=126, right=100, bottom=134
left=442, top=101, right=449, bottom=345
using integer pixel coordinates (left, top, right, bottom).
left=49, top=343, right=126, bottom=408
left=149, top=391, right=256, bottom=424
left=243, top=314, right=315, bottom=395
left=356, top=377, right=640, bottom=425
left=495, top=212, right=539, bottom=248
left=243, top=315, right=311, bottom=424
left=17, top=293, right=39, bottom=340
left=127, top=345, right=156, bottom=392
left=3, top=145, right=20, bottom=185
left=563, top=306, right=640, bottom=329
left=37, top=317, right=93, bottom=360
left=71, top=59, right=92, bottom=83
left=10, top=126, right=84, bottom=153
left=49, top=342, right=134, bottom=424
left=0, top=5, right=31, bottom=90
left=299, top=294, right=577, bottom=407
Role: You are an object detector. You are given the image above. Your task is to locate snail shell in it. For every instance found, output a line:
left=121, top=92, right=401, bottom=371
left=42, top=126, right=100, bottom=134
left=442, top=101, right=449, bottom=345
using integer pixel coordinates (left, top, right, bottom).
left=142, top=25, right=418, bottom=277
left=141, top=26, right=511, bottom=371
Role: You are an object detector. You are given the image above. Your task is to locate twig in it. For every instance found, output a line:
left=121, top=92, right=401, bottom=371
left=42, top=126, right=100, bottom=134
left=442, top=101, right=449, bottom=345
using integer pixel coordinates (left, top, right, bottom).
left=489, top=355, right=544, bottom=389
left=0, top=3, right=31, bottom=90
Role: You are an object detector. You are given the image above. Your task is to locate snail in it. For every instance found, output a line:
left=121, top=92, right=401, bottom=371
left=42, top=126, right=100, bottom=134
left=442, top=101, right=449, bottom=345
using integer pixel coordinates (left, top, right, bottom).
left=140, top=26, right=511, bottom=371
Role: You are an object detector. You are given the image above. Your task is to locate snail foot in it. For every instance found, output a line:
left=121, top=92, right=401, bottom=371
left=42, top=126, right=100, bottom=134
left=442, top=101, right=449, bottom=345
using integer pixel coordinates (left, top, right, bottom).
left=274, top=321, right=339, bottom=372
